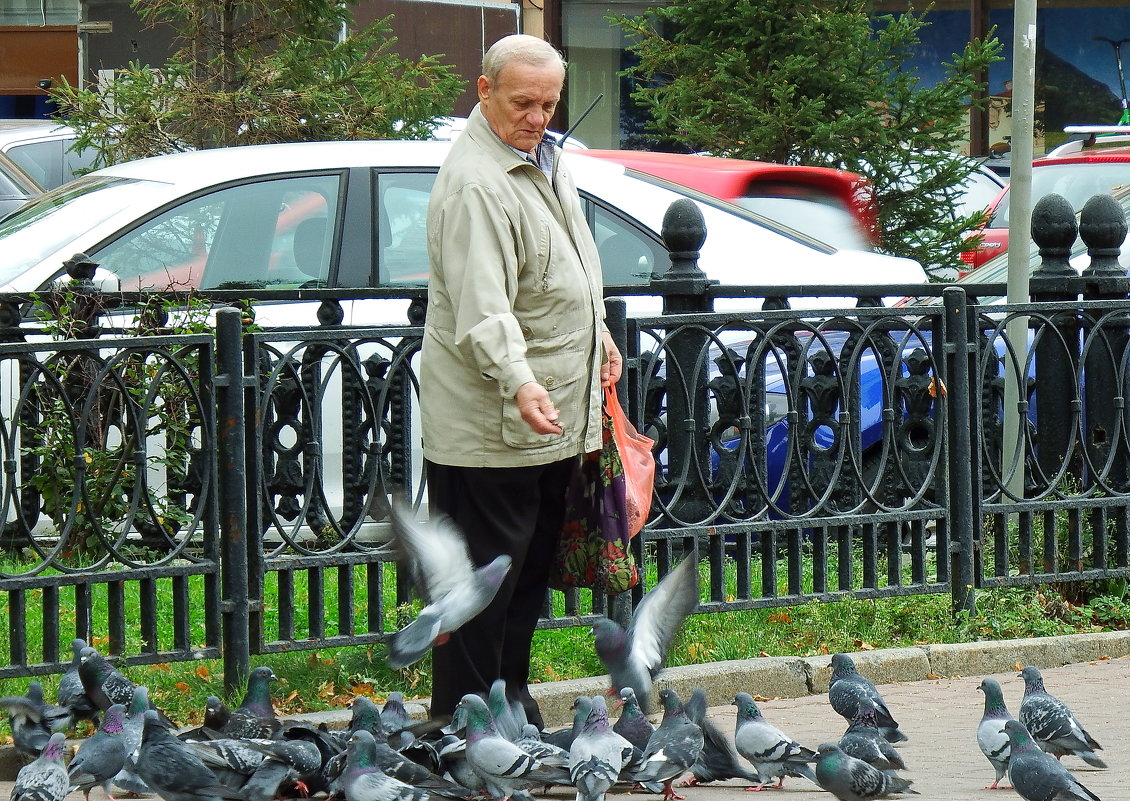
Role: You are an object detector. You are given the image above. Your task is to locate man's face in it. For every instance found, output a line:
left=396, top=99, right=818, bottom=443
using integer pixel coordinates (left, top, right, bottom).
left=478, top=60, right=564, bottom=154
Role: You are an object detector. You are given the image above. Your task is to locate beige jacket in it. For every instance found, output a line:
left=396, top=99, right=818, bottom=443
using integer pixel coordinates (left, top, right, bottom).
left=421, top=106, right=606, bottom=467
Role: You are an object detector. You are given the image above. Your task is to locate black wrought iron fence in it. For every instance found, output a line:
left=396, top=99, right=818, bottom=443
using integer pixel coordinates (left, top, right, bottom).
left=1, top=192, right=1129, bottom=695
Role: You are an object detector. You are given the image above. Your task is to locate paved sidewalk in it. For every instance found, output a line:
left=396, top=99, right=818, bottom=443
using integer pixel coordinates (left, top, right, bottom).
left=2, top=655, right=1126, bottom=800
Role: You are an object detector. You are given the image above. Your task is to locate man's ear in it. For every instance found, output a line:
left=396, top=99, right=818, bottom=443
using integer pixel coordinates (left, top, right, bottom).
left=477, top=75, right=491, bottom=103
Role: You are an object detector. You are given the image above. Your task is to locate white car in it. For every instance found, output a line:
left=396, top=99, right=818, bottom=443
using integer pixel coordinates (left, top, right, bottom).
left=0, top=120, right=96, bottom=190
left=0, top=139, right=926, bottom=324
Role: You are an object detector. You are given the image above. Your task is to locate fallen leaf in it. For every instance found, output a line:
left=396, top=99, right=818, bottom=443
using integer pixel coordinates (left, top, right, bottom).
left=195, top=665, right=210, bottom=679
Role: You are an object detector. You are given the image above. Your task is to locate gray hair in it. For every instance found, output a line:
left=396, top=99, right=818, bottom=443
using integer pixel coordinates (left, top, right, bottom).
left=482, top=34, right=566, bottom=83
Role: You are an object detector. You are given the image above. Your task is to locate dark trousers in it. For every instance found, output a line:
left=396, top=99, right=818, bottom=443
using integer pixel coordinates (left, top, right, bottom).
left=425, top=457, right=574, bottom=730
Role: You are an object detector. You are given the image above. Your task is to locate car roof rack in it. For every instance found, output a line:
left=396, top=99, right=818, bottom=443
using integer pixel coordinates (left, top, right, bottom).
left=1048, top=125, right=1130, bottom=157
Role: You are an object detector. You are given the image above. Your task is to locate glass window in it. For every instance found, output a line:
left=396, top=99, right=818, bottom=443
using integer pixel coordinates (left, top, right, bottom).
left=92, top=174, right=342, bottom=291
left=5, top=140, right=61, bottom=190
left=0, top=1, right=76, bottom=24
left=376, top=172, right=434, bottom=285
left=589, top=201, right=665, bottom=285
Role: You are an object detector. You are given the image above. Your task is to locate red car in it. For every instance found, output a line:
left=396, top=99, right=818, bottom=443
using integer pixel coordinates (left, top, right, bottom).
left=583, top=149, right=880, bottom=251
left=963, top=126, right=1130, bottom=271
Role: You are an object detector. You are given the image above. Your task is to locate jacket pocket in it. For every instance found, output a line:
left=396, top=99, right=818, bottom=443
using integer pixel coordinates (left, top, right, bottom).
left=501, top=348, right=587, bottom=449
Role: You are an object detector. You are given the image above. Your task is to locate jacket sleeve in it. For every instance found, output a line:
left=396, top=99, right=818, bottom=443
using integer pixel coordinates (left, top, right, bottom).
left=435, top=181, right=536, bottom=397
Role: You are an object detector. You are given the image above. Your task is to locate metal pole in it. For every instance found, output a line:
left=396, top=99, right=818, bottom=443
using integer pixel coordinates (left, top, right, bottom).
left=944, top=288, right=976, bottom=617
left=1003, top=0, right=1038, bottom=500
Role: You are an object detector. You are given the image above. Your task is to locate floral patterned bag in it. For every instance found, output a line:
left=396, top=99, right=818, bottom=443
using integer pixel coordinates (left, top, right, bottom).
left=548, top=406, right=641, bottom=595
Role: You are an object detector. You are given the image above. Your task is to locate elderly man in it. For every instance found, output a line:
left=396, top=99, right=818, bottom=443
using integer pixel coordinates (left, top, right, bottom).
left=421, top=34, right=621, bottom=727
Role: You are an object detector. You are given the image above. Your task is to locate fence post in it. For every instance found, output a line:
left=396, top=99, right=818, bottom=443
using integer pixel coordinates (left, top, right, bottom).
left=943, top=287, right=976, bottom=616
left=649, top=199, right=717, bottom=525
left=215, top=306, right=251, bottom=697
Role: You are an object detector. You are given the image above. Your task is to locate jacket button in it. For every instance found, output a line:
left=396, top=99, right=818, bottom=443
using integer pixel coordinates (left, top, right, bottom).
left=521, top=325, right=533, bottom=337
left=545, top=376, right=556, bottom=388
left=502, top=383, right=511, bottom=394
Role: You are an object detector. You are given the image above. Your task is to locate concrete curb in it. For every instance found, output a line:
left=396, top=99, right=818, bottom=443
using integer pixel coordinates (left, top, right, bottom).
left=5, top=630, right=1129, bottom=780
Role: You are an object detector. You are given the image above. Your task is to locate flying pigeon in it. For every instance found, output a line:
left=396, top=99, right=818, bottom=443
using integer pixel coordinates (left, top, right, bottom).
left=386, top=502, right=513, bottom=669
left=341, top=730, right=456, bottom=801
left=611, top=688, right=654, bottom=752
left=1017, top=665, right=1106, bottom=768
left=976, top=678, right=1015, bottom=789
left=56, top=637, right=100, bottom=729
left=631, top=687, right=704, bottom=801
left=838, top=698, right=906, bottom=775
left=732, top=691, right=816, bottom=790
left=135, top=709, right=246, bottom=801
left=68, top=703, right=130, bottom=801
left=1003, top=720, right=1102, bottom=801
left=569, top=695, right=635, bottom=801
left=828, top=654, right=907, bottom=744
left=813, top=742, right=918, bottom=801
left=591, top=552, right=699, bottom=714
left=680, top=688, right=762, bottom=786
left=10, top=731, right=69, bottom=801
left=457, top=693, right=569, bottom=801
left=0, top=681, right=71, bottom=759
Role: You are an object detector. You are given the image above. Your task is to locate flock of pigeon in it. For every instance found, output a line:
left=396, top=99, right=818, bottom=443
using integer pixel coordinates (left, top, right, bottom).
left=0, top=508, right=1112, bottom=801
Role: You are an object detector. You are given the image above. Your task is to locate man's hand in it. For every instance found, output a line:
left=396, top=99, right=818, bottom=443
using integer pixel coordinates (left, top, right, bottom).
left=601, top=331, right=623, bottom=388
left=516, top=381, right=563, bottom=435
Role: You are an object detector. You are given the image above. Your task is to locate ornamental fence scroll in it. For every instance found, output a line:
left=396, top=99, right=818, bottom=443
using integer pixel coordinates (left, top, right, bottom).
left=0, top=192, right=1129, bottom=694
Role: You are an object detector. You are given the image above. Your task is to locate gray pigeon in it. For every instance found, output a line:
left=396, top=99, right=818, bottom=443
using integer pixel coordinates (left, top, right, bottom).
left=358, top=725, right=469, bottom=797
left=631, top=687, right=704, bottom=800
left=57, top=638, right=99, bottom=729
left=487, top=680, right=524, bottom=743
left=813, top=743, right=918, bottom=801
left=238, top=739, right=324, bottom=801
left=591, top=552, right=699, bottom=714
left=1018, top=666, right=1106, bottom=768
left=543, top=696, right=592, bottom=750
left=828, top=654, right=907, bottom=744
left=732, top=691, right=816, bottom=790
left=341, top=730, right=450, bottom=801
left=680, top=688, right=762, bottom=786
left=612, top=688, right=654, bottom=752
left=112, top=685, right=152, bottom=796
left=386, top=502, right=513, bottom=669
left=0, top=681, right=71, bottom=759
left=78, top=647, right=139, bottom=712
left=436, top=734, right=486, bottom=795
left=68, top=703, right=129, bottom=801
left=10, top=731, right=69, bottom=801
left=218, top=666, right=282, bottom=740
left=569, top=695, right=635, bottom=801
left=135, top=709, right=246, bottom=801
left=976, top=678, right=1015, bottom=789
left=1004, top=720, right=1102, bottom=801
left=838, top=698, right=906, bottom=774
left=457, top=693, right=569, bottom=801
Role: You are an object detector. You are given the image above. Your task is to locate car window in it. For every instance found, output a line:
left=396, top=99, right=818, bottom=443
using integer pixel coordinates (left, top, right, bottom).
left=376, top=172, right=433, bottom=285
left=991, top=163, right=1130, bottom=226
left=5, top=140, right=61, bottom=190
left=735, top=191, right=869, bottom=251
left=588, top=201, right=665, bottom=285
left=92, top=174, right=342, bottom=291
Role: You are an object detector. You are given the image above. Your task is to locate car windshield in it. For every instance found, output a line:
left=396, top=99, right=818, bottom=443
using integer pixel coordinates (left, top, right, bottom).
left=991, top=163, right=1130, bottom=226
left=734, top=194, right=869, bottom=251
left=0, top=176, right=164, bottom=287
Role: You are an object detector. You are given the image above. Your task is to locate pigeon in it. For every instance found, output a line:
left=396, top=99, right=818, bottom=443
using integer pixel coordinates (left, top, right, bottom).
left=340, top=730, right=454, bottom=801
left=68, top=703, right=130, bottom=801
left=435, top=733, right=486, bottom=795
left=457, top=692, right=570, bottom=801
left=732, top=691, right=816, bottom=790
left=630, top=687, right=704, bottom=801
left=238, top=739, right=324, bottom=801
left=813, top=742, right=918, bottom=801
left=828, top=654, right=907, bottom=743
left=135, top=709, right=247, bottom=801
left=184, top=737, right=270, bottom=791
left=112, top=685, right=153, bottom=796
left=386, top=502, right=513, bottom=669
left=976, top=677, right=1015, bottom=789
left=358, top=725, right=469, bottom=797
left=215, top=665, right=282, bottom=740
left=569, top=695, right=635, bottom=801
left=612, top=688, right=654, bottom=752
left=10, top=731, right=69, bottom=801
left=78, top=647, right=139, bottom=712
left=1003, top=720, right=1102, bottom=801
left=1017, top=665, right=1106, bottom=768
left=679, top=688, right=762, bottom=786
left=515, top=724, right=571, bottom=767
left=543, top=696, right=592, bottom=750
left=57, top=637, right=100, bottom=729
left=487, top=680, right=524, bottom=743
left=0, top=681, right=71, bottom=759
left=838, top=698, right=906, bottom=775
left=591, top=551, right=699, bottom=714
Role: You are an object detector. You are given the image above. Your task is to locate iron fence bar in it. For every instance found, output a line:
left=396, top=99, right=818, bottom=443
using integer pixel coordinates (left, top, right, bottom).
left=944, top=287, right=976, bottom=616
